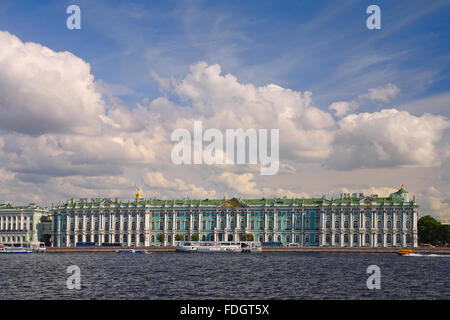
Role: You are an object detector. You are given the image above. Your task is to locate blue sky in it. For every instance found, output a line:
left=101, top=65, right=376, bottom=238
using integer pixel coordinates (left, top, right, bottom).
left=0, top=0, right=450, bottom=222
left=1, top=0, right=449, bottom=114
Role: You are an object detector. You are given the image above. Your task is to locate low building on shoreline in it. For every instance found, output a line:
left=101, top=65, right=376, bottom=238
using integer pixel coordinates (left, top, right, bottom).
left=0, top=202, right=50, bottom=245
left=51, top=185, right=418, bottom=248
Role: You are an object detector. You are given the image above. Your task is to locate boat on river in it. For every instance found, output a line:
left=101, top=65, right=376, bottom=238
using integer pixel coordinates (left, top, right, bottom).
left=115, top=249, right=149, bottom=254
left=0, top=244, right=33, bottom=254
left=397, top=249, right=413, bottom=256
left=176, top=241, right=262, bottom=253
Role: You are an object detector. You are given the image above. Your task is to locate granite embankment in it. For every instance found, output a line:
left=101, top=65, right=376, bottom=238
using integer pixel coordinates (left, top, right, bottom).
left=46, top=246, right=450, bottom=254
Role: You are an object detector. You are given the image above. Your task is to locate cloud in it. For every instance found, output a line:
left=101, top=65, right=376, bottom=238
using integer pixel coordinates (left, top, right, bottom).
left=143, top=170, right=217, bottom=199
left=0, top=31, right=105, bottom=136
left=359, top=83, right=400, bottom=103
left=419, top=186, right=450, bottom=223
left=328, top=101, right=357, bottom=118
left=216, top=172, right=260, bottom=195
left=0, top=31, right=449, bottom=208
left=329, top=83, right=400, bottom=117
left=326, top=109, right=449, bottom=170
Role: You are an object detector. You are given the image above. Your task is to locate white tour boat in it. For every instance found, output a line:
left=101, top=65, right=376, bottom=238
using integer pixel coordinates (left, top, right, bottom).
left=176, top=241, right=262, bottom=253
left=0, top=244, right=33, bottom=254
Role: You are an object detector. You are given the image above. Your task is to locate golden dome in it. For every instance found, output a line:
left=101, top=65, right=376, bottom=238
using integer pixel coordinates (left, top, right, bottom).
left=135, top=187, right=143, bottom=199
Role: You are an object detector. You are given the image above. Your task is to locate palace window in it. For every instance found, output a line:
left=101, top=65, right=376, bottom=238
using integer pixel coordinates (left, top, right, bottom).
left=396, top=234, right=401, bottom=243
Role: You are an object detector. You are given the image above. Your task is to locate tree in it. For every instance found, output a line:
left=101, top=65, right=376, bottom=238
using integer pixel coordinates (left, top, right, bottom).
left=157, top=233, right=165, bottom=245
left=191, top=234, right=199, bottom=241
left=418, top=215, right=450, bottom=245
left=242, top=233, right=254, bottom=241
left=175, top=234, right=184, bottom=241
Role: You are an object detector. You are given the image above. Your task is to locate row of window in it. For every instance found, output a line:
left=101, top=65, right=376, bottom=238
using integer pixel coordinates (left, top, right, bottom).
left=324, top=220, right=412, bottom=229
left=325, top=233, right=412, bottom=243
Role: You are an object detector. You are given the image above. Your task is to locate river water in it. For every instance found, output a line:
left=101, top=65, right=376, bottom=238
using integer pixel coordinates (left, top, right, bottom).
left=0, top=252, right=448, bottom=299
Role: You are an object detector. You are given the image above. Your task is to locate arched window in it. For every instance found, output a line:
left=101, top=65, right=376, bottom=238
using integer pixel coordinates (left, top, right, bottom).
left=387, top=220, right=392, bottom=229
left=377, top=220, right=382, bottom=229
left=387, top=234, right=392, bottom=243
left=365, top=233, right=370, bottom=243
left=406, top=234, right=411, bottom=243
left=277, top=235, right=281, bottom=242
left=396, top=220, right=401, bottom=229
left=396, top=234, right=401, bottom=243
left=286, top=235, right=291, bottom=243
left=365, top=220, right=370, bottom=228
left=344, top=220, right=349, bottom=228
left=326, top=220, right=330, bottom=228
left=353, top=220, right=358, bottom=228
left=259, top=235, right=264, bottom=242
left=344, top=234, right=349, bottom=243
left=335, top=234, right=339, bottom=243
left=353, top=234, right=358, bottom=244
left=377, top=234, right=381, bottom=243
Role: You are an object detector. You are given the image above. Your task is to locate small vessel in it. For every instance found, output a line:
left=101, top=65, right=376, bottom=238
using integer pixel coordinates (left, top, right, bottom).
left=115, top=249, right=150, bottom=254
left=397, top=249, right=413, bottom=256
left=176, top=241, right=262, bottom=253
left=0, top=245, right=33, bottom=254
left=116, top=249, right=136, bottom=253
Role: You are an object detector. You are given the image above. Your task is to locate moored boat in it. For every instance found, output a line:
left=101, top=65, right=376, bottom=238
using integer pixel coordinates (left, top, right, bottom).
left=0, top=245, right=33, bottom=254
left=115, top=249, right=150, bottom=254
left=176, top=241, right=262, bottom=253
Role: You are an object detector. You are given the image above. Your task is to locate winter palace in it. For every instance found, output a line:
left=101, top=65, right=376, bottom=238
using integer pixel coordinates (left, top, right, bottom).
left=51, top=185, right=418, bottom=247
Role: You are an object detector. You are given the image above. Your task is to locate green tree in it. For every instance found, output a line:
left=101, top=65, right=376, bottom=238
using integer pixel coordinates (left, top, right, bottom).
left=191, top=234, right=199, bottom=241
left=157, top=233, right=165, bottom=245
left=242, top=233, right=254, bottom=241
left=175, top=234, right=184, bottom=241
left=418, top=215, right=450, bottom=245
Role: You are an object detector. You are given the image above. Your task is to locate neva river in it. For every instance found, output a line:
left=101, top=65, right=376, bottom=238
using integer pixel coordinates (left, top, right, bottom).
left=0, top=252, right=449, bottom=300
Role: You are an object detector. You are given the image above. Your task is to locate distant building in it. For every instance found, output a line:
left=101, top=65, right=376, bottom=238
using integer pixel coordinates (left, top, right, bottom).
left=52, top=185, right=418, bottom=247
left=0, top=203, right=50, bottom=245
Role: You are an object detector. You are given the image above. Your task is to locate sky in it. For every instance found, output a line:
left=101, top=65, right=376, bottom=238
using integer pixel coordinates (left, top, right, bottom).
left=0, top=0, right=449, bottom=223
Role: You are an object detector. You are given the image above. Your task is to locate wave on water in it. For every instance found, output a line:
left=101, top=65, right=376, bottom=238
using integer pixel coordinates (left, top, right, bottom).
left=405, top=253, right=450, bottom=257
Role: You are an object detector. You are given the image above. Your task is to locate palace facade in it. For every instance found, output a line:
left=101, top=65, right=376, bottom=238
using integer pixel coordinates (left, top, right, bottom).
left=0, top=203, right=50, bottom=245
left=51, top=186, right=418, bottom=247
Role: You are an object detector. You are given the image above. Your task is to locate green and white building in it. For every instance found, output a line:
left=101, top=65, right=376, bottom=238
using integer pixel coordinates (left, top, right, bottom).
left=0, top=203, right=50, bottom=245
left=52, top=186, right=418, bottom=247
